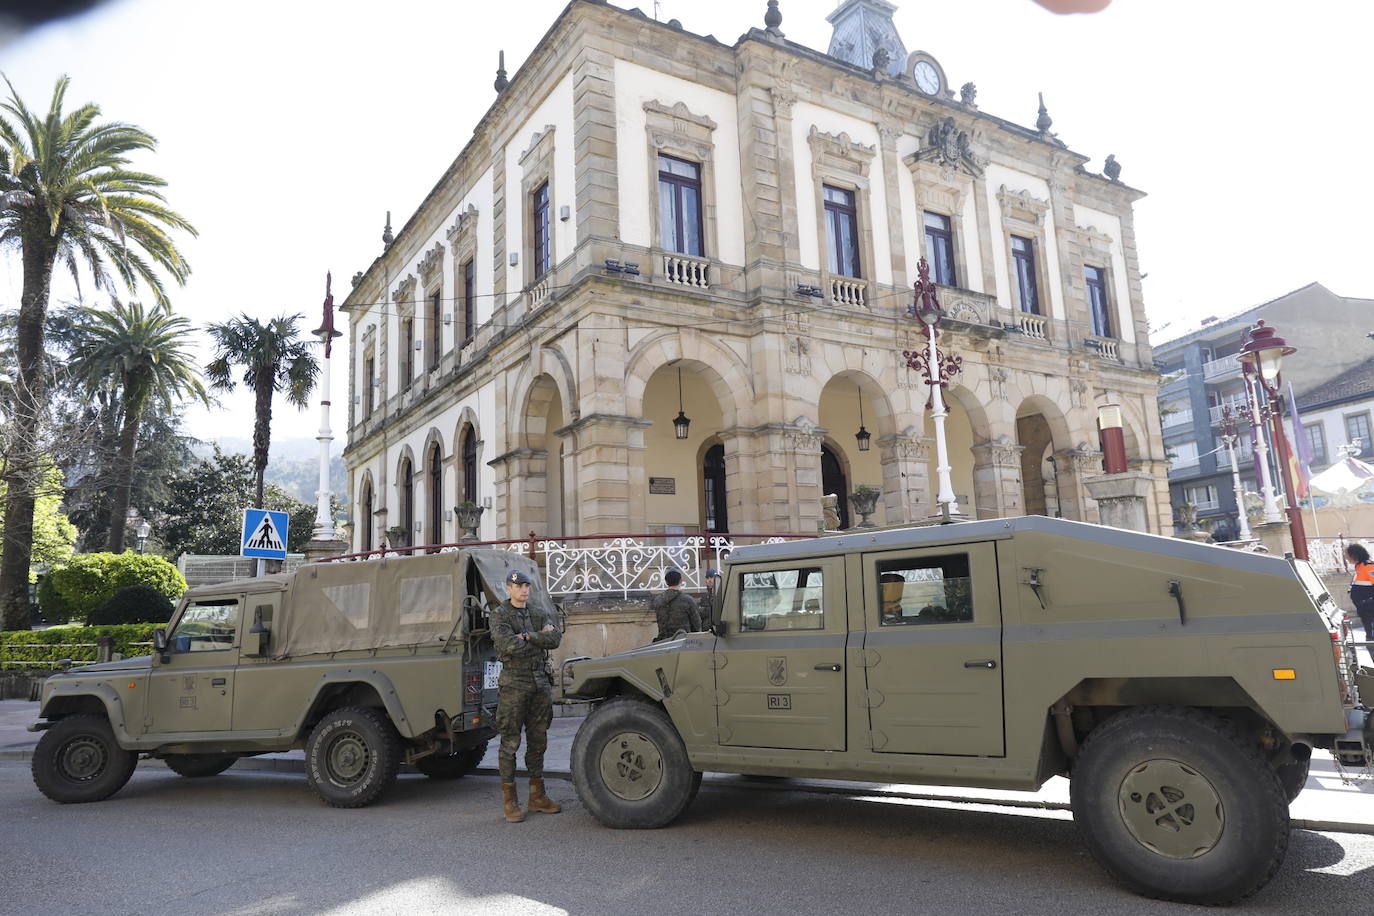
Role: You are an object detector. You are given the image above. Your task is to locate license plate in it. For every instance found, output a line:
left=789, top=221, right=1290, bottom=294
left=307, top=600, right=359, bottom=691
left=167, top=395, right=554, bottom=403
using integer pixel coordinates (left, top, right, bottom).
left=483, top=661, right=502, bottom=690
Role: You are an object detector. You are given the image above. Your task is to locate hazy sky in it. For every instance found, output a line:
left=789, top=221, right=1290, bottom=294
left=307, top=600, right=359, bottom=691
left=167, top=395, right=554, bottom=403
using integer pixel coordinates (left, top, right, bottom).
left=3, top=0, right=1371, bottom=446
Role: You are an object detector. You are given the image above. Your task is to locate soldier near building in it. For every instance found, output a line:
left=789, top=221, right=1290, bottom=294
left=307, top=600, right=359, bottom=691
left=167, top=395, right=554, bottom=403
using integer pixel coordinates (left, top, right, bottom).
left=652, top=568, right=702, bottom=641
left=491, top=569, right=563, bottom=823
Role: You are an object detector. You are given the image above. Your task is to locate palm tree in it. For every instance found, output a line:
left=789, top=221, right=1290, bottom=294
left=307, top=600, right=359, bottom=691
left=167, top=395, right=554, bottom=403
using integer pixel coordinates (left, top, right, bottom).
left=0, top=75, right=195, bottom=629
left=205, top=313, right=318, bottom=509
left=68, top=301, right=208, bottom=552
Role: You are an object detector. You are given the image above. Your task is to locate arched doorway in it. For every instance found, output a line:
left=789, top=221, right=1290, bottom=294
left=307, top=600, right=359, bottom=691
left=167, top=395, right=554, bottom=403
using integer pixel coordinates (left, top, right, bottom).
left=398, top=457, right=414, bottom=547
left=821, top=445, right=850, bottom=529
left=703, top=441, right=728, bottom=533
left=359, top=479, right=374, bottom=552
left=427, top=442, right=444, bottom=548
left=519, top=375, right=568, bottom=537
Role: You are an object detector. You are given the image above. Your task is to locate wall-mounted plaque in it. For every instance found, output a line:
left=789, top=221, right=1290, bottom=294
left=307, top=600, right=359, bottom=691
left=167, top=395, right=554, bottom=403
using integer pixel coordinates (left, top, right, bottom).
left=649, top=477, right=676, bottom=495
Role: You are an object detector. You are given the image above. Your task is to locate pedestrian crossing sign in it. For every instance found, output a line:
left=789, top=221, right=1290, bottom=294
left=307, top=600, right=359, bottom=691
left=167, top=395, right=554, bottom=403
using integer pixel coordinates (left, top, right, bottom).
left=241, top=508, right=290, bottom=559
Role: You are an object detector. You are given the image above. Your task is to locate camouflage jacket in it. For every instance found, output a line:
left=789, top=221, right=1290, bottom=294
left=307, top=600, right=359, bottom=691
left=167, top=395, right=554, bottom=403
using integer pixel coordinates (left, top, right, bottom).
left=491, top=598, right=562, bottom=689
left=652, top=589, right=702, bottom=641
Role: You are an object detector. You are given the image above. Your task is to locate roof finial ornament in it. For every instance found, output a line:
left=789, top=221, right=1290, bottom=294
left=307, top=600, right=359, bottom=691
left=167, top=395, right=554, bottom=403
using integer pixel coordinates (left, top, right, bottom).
left=1036, top=92, right=1053, bottom=133
left=1103, top=154, right=1121, bottom=182
left=382, top=211, right=393, bottom=250
left=494, top=50, right=509, bottom=93
left=764, top=0, right=784, bottom=38
left=960, top=82, right=978, bottom=108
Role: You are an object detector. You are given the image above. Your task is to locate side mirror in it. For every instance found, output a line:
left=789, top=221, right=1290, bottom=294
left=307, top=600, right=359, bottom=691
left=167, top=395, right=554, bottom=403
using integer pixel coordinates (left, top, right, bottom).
left=712, top=619, right=728, bottom=637
left=152, top=628, right=167, bottom=652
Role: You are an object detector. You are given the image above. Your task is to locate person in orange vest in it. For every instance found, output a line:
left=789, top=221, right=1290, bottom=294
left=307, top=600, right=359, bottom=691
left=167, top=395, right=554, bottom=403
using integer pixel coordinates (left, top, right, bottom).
left=1345, top=543, right=1374, bottom=642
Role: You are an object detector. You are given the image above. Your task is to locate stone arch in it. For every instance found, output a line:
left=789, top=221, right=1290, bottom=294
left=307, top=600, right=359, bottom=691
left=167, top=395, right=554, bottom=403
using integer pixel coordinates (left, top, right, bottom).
left=512, top=372, right=569, bottom=537
left=394, top=445, right=417, bottom=547
left=508, top=344, right=577, bottom=449
left=624, top=328, right=752, bottom=429
left=453, top=405, right=483, bottom=508
left=356, top=468, right=376, bottom=553
left=421, top=433, right=445, bottom=547
left=1015, top=394, right=1074, bottom=519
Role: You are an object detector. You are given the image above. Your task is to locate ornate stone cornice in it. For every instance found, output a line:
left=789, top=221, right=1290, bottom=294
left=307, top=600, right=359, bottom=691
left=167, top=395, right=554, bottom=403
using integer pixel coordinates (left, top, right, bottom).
left=771, top=88, right=796, bottom=115
left=910, top=117, right=984, bottom=177
left=446, top=204, right=479, bottom=247
left=1058, top=441, right=1103, bottom=473
left=783, top=415, right=826, bottom=453
left=392, top=274, right=417, bottom=310
left=643, top=99, right=717, bottom=132
left=878, top=428, right=931, bottom=462
left=972, top=433, right=1023, bottom=469
left=518, top=124, right=556, bottom=167
left=807, top=126, right=875, bottom=178
left=997, top=185, right=1050, bottom=225
left=418, top=242, right=445, bottom=282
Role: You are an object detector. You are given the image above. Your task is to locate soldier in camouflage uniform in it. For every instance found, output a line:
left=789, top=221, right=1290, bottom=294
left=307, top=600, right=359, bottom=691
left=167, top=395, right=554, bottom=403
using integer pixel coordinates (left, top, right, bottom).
left=652, top=568, right=702, bottom=642
left=491, top=569, right=563, bottom=823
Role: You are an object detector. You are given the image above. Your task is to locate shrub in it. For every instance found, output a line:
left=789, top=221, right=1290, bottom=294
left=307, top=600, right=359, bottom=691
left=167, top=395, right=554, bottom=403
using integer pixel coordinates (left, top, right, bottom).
left=0, top=624, right=163, bottom=669
left=88, top=585, right=176, bottom=626
left=36, top=574, right=74, bottom=626
left=42, top=553, right=186, bottom=624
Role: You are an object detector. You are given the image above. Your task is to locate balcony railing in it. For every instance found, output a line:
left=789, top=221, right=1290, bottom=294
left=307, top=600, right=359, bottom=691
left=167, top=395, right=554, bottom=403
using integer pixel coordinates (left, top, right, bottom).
left=1161, top=408, right=1194, bottom=429
left=1208, top=402, right=1249, bottom=426
left=527, top=275, right=551, bottom=310
left=329, top=532, right=816, bottom=599
left=830, top=276, right=867, bottom=308
left=1013, top=312, right=1048, bottom=340
left=661, top=254, right=710, bottom=288
left=1085, top=336, right=1120, bottom=360
left=1202, top=356, right=1240, bottom=380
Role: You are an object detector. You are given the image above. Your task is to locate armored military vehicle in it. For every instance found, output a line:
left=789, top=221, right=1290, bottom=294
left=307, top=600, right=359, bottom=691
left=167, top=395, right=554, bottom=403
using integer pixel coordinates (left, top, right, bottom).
left=29, top=548, right=547, bottom=808
left=560, top=516, right=1372, bottom=905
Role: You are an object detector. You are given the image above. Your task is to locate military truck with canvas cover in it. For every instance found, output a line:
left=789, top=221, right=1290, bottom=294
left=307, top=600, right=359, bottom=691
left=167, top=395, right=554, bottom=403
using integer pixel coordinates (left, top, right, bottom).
left=29, top=548, right=549, bottom=808
left=561, top=516, right=1373, bottom=905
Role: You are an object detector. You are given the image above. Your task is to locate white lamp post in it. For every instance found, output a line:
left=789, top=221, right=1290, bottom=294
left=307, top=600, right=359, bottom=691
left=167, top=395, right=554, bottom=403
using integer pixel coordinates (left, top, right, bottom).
left=310, top=272, right=343, bottom=542
left=904, top=257, right=963, bottom=520
left=1241, top=357, right=1283, bottom=525
left=1217, top=405, right=1253, bottom=541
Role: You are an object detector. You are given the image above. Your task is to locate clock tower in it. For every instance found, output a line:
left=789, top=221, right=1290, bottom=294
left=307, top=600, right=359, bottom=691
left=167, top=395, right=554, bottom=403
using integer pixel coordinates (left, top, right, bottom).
left=826, top=0, right=908, bottom=77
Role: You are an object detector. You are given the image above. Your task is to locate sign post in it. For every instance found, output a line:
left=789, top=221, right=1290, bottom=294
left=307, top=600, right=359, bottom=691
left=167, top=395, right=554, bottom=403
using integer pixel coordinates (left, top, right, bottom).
left=241, top=508, right=289, bottom=576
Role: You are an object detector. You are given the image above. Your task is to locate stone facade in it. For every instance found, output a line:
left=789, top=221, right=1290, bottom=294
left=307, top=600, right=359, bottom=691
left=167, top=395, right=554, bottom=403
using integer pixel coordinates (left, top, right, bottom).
left=341, top=1, right=1169, bottom=551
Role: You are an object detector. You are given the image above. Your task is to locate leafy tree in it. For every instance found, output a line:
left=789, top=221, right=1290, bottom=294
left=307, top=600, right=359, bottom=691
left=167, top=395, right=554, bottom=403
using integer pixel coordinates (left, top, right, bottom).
left=205, top=314, right=317, bottom=510
left=0, top=75, right=195, bottom=630
left=0, top=462, right=76, bottom=574
left=67, top=301, right=207, bottom=551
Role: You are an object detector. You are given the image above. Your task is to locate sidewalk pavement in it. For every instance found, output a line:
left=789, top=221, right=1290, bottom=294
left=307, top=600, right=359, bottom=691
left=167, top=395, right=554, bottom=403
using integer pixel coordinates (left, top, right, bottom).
left=4, top=698, right=1373, bottom=834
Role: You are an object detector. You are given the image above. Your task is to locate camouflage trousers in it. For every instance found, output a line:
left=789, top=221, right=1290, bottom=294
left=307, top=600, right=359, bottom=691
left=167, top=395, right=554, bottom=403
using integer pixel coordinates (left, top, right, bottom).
left=495, top=684, right=553, bottom=781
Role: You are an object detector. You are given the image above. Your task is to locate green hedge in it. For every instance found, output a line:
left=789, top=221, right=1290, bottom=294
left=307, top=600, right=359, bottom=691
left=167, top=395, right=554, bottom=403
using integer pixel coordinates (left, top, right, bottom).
left=0, top=624, right=163, bottom=669
left=41, top=553, right=186, bottom=624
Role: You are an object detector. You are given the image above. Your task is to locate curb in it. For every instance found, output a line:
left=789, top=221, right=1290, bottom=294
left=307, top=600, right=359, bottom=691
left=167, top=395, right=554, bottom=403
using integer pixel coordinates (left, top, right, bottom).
left=3, top=752, right=1372, bottom=835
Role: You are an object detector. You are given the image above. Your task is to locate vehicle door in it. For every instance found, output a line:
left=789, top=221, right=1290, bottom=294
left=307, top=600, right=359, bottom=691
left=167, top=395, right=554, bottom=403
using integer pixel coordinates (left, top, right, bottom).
left=229, top=593, right=283, bottom=731
left=716, top=557, right=847, bottom=751
left=145, top=597, right=241, bottom=733
left=861, top=543, right=1004, bottom=756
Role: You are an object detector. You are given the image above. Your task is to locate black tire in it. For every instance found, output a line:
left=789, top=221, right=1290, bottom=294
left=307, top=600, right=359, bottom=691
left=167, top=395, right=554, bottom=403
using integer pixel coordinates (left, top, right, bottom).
left=163, top=754, right=238, bottom=778
left=305, top=706, right=402, bottom=808
left=414, top=741, right=487, bottom=780
left=1276, top=757, right=1310, bottom=804
left=31, top=715, right=138, bottom=804
left=1070, top=706, right=1289, bottom=906
left=571, top=697, right=697, bottom=828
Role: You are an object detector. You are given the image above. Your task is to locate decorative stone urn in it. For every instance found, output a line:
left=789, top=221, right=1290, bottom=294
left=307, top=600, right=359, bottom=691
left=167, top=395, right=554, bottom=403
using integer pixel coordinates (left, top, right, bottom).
left=454, top=503, right=484, bottom=540
left=850, top=486, right=881, bottom=529
left=386, top=525, right=409, bottom=549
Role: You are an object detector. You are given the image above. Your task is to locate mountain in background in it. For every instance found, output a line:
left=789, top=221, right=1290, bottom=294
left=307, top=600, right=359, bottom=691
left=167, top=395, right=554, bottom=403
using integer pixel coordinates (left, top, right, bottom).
left=194, top=437, right=347, bottom=506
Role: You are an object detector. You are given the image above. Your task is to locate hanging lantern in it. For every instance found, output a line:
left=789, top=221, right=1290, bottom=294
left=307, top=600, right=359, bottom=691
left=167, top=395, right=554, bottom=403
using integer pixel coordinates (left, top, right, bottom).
left=855, top=384, right=871, bottom=451
left=673, top=367, right=691, bottom=440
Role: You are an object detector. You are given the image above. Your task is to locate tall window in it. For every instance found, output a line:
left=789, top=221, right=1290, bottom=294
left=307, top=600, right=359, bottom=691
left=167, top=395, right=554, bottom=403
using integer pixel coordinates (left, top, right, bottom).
left=428, top=443, right=443, bottom=548
left=428, top=291, right=442, bottom=366
left=658, top=154, right=703, bottom=256
left=823, top=185, right=861, bottom=278
left=364, top=356, right=375, bottom=414
left=360, top=482, right=373, bottom=552
left=399, top=458, right=414, bottom=547
left=1345, top=413, right=1371, bottom=456
left=1168, top=441, right=1199, bottom=470
left=1305, top=423, right=1328, bottom=467
left=401, top=318, right=414, bottom=387
left=1085, top=264, right=1111, bottom=337
left=531, top=181, right=551, bottom=279
left=461, top=425, right=477, bottom=504
left=923, top=211, right=956, bottom=286
left=704, top=442, right=728, bottom=533
left=1011, top=235, right=1040, bottom=314
left=462, top=259, right=475, bottom=345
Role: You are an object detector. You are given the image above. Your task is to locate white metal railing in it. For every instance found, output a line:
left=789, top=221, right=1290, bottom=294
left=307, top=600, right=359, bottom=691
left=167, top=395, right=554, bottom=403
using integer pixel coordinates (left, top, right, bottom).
left=1162, top=408, right=1194, bottom=429
left=1017, top=312, right=1048, bottom=340
left=1203, top=356, right=1240, bottom=380
left=661, top=254, right=710, bottom=288
left=830, top=276, right=867, bottom=308
left=1308, top=537, right=1352, bottom=575
left=1208, top=401, right=1248, bottom=425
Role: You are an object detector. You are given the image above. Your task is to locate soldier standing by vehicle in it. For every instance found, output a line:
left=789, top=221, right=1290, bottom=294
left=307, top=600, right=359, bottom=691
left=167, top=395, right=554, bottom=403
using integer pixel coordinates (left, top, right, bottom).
left=492, top=569, right=562, bottom=823
left=652, top=568, right=702, bottom=641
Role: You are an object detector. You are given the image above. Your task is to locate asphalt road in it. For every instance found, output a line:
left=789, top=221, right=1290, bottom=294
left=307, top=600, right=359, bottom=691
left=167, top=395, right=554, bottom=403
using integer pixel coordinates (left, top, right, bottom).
left=3, top=761, right=1372, bottom=915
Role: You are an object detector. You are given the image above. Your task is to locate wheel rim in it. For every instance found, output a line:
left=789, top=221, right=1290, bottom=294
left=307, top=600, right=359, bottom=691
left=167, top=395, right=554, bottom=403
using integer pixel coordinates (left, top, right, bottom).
left=598, top=731, right=664, bottom=801
left=1117, top=758, right=1225, bottom=859
left=325, top=732, right=371, bottom=784
left=57, top=735, right=107, bottom=782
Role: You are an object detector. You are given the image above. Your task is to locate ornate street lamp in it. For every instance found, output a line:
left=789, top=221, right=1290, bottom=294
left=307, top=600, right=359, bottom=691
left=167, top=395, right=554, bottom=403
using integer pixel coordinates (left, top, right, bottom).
left=310, top=272, right=344, bottom=542
left=1238, top=320, right=1306, bottom=559
left=673, top=366, right=691, bottom=440
left=903, top=257, right=963, bottom=520
left=1217, top=405, right=1254, bottom=542
left=1240, top=354, right=1283, bottom=526
left=134, top=518, right=152, bottom=554
left=855, top=384, right=871, bottom=452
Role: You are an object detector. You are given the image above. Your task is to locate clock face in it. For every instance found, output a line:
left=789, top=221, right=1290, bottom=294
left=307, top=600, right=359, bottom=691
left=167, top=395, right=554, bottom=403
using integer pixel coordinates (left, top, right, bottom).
left=914, top=60, right=941, bottom=95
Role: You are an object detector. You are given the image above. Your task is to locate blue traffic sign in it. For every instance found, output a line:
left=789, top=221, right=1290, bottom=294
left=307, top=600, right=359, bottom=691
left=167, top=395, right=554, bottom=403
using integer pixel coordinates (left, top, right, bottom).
left=241, top=508, right=290, bottom=559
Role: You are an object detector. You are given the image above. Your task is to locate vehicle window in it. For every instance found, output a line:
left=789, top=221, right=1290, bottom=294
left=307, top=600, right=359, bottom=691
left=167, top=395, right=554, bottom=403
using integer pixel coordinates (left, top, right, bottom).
left=170, top=601, right=239, bottom=652
left=877, top=554, right=972, bottom=626
left=740, top=567, right=824, bottom=631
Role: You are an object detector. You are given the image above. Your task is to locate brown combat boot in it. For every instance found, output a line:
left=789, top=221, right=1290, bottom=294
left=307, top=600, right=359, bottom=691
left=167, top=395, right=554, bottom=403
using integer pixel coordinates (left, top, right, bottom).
left=501, top=781, right=525, bottom=823
left=526, top=777, right=562, bottom=814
